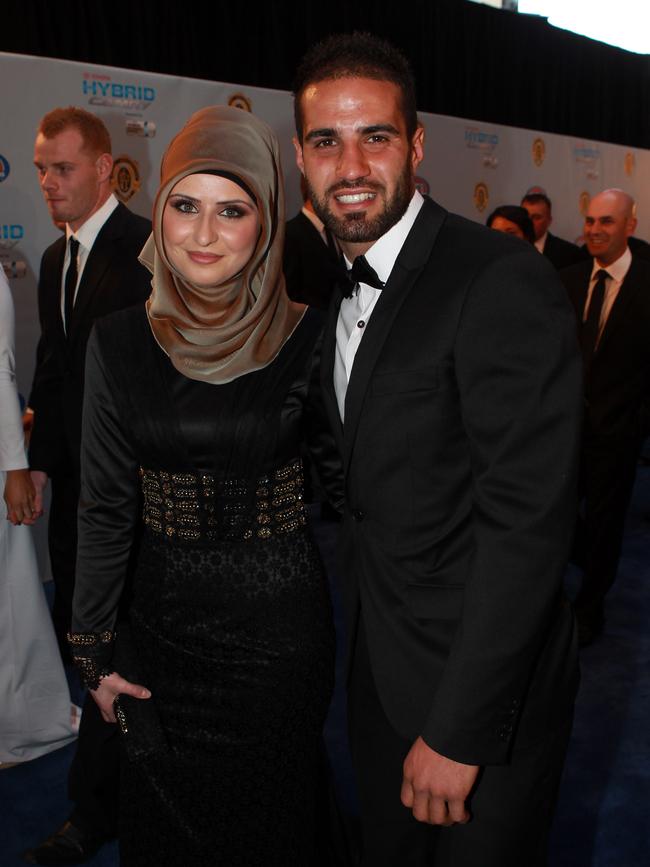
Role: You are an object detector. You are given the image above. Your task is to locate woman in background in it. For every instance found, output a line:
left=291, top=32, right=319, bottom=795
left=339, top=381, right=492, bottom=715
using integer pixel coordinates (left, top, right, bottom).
left=487, top=204, right=536, bottom=244
left=68, top=106, right=342, bottom=866
left=0, top=268, right=75, bottom=765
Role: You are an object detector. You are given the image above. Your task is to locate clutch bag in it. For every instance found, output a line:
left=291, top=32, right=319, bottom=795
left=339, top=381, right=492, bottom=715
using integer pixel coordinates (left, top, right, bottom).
left=111, top=620, right=169, bottom=761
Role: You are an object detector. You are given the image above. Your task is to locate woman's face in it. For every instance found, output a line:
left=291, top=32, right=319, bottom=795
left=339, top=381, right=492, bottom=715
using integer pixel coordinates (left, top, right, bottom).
left=490, top=216, right=525, bottom=240
left=162, top=173, right=260, bottom=287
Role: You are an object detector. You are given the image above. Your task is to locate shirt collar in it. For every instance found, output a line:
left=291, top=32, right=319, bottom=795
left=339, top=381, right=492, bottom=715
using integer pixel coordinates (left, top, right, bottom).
left=590, top=246, right=632, bottom=283
left=534, top=231, right=548, bottom=254
left=344, top=190, right=425, bottom=285
left=66, top=193, right=119, bottom=250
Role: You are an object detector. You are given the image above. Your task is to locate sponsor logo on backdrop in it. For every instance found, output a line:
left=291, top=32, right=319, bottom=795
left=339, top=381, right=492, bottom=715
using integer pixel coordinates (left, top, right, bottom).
left=574, top=145, right=600, bottom=181
left=465, top=128, right=499, bottom=153
left=126, top=119, right=156, bottom=138
left=0, top=224, right=24, bottom=244
left=82, top=72, right=155, bottom=111
left=579, top=191, right=591, bottom=218
left=414, top=176, right=430, bottom=196
left=532, top=138, right=545, bottom=167
left=228, top=93, right=252, bottom=112
left=111, top=156, right=142, bottom=203
left=473, top=182, right=489, bottom=213
left=0, top=155, right=10, bottom=182
left=624, top=152, right=635, bottom=177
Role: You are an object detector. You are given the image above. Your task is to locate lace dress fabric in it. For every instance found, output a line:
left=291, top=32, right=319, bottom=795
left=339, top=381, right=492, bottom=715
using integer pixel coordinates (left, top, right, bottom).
left=70, top=306, right=339, bottom=865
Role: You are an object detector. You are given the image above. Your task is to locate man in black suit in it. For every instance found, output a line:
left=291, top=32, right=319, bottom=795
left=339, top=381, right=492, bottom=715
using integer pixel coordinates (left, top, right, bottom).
left=560, top=189, right=650, bottom=646
left=26, top=107, right=151, bottom=864
left=284, top=175, right=342, bottom=310
left=293, top=33, right=582, bottom=867
left=521, top=191, right=586, bottom=269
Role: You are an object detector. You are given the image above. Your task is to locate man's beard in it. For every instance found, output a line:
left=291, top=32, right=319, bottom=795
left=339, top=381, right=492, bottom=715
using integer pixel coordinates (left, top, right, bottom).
left=305, top=162, right=413, bottom=245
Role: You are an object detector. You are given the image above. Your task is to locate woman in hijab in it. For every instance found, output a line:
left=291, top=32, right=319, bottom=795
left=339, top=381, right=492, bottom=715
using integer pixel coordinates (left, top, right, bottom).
left=67, top=106, right=342, bottom=866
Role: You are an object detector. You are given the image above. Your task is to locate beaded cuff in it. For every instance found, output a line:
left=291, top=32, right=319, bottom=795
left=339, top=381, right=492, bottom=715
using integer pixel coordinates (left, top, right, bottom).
left=67, top=630, right=115, bottom=690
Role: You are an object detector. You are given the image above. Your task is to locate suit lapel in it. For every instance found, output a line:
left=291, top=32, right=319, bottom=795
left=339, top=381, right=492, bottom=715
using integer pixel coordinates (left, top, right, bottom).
left=342, top=198, right=447, bottom=474
left=68, top=205, right=124, bottom=338
left=597, top=257, right=643, bottom=354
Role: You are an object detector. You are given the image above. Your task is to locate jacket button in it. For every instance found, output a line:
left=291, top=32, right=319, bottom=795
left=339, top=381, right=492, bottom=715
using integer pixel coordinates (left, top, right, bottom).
left=351, top=509, right=365, bottom=521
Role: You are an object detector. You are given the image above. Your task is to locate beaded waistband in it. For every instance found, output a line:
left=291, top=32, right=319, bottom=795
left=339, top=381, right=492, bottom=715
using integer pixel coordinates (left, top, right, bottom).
left=140, top=458, right=307, bottom=542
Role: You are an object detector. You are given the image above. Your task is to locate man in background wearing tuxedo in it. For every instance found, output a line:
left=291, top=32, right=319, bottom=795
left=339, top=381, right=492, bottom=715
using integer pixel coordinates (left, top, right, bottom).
left=26, top=107, right=151, bottom=865
left=560, top=189, right=650, bottom=646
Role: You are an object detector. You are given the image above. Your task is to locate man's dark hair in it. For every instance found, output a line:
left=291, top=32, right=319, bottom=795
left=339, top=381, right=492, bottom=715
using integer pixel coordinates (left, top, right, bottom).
left=487, top=205, right=536, bottom=245
left=521, top=192, right=552, bottom=213
left=292, top=32, right=418, bottom=142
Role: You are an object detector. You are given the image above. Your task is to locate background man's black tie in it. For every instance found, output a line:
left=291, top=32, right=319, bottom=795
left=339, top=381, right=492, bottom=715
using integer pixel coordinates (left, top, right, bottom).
left=64, top=236, right=80, bottom=332
left=581, top=268, right=609, bottom=368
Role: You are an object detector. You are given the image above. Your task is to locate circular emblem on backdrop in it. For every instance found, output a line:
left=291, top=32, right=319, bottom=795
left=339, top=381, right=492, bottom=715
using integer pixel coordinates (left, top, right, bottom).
left=110, top=155, right=142, bottom=203
left=532, top=138, right=545, bottom=168
left=579, top=191, right=591, bottom=218
left=624, top=151, right=635, bottom=177
left=228, top=93, right=252, bottom=112
left=414, top=176, right=430, bottom=196
left=0, top=155, right=10, bottom=182
left=473, top=182, right=489, bottom=213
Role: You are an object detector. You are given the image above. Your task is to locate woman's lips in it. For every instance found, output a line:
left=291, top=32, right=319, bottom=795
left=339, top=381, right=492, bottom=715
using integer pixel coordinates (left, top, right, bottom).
left=187, top=251, right=223, bottom=264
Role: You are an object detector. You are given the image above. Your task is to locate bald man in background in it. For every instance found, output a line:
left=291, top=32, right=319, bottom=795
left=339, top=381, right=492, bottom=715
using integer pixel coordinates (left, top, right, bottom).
left=560, top=190, right=650, bottom=646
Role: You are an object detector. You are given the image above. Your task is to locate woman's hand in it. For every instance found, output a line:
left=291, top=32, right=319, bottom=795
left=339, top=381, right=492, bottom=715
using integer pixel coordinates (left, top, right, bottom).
left=90, top=672, right=152, bottom=724
left=4, top=468, right=39, bottom=525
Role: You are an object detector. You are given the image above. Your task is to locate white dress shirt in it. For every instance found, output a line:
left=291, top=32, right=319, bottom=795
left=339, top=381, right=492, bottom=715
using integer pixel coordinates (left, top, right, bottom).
left=60, top=193, right=119, bottom=329
left=534, top=232, right=548, bottom=255
left=334, top=191, right=424, bottom=420
left=584, top=246, right=632, bottom=345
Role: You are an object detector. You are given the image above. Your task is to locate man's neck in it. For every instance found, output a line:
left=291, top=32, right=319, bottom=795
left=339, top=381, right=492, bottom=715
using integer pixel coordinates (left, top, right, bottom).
left=68, top=187, right=112, bottom=233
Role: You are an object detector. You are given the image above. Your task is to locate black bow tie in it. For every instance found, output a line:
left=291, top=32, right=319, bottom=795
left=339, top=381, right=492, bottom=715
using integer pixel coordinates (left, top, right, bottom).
left=347, top=255, right=385, bottom=295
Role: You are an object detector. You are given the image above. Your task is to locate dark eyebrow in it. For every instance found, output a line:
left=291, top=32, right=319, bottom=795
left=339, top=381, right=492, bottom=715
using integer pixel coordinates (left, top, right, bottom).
left=304, top=123, right=401, bottom=143
left=304, top=128, right=337, bottom=143
left=362, top=124, right=400, bottom=136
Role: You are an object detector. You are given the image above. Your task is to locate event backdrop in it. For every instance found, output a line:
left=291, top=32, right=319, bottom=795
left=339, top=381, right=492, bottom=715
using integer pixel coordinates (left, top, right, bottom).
left=2, top=50, right=649, bottom=575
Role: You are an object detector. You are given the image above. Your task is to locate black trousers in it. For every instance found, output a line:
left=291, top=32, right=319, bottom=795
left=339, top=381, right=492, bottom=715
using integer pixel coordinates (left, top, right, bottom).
left=48, top=474, right=79, bottom=658
left=348, top=621, right=572, bottom=867
left=573, top=437, right=639, bottom=624
left=48, top=474, right=120, bottom=839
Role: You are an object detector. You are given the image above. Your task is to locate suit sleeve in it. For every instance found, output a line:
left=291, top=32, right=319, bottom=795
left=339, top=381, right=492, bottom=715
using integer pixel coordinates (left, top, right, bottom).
left=422, top=250, right=582, bottom=764
left=69, top=324, right=140, bottom=688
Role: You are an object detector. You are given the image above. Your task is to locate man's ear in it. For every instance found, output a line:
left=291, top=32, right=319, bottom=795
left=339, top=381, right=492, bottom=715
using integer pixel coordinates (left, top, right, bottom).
left=293, top=136, right=305, bottom=176
left=96, top=152, right=113, bottom=183
left=411, top=124, right=425, bottom=172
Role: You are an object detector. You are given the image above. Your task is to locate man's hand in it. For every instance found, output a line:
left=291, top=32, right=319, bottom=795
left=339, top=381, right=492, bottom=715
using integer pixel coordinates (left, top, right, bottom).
left=401, top=736, right=479, bottom=826
left=90, top=672, right=152, bottom=724
left=29, top=470, right=48, bottom=519
left=4, top=468, right=38, bottom=525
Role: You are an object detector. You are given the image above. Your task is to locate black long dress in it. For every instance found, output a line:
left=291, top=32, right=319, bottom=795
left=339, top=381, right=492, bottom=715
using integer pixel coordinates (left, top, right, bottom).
left=70, top=305, right=342, bottom=866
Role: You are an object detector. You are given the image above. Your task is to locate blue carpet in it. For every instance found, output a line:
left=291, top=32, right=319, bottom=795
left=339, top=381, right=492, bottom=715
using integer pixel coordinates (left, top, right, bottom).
left=1, top=479, right=649, bottom=866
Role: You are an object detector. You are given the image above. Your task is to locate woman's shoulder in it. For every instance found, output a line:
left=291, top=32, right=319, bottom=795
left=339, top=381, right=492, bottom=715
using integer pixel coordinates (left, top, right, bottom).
left=91, top=303, right=150, bottom=353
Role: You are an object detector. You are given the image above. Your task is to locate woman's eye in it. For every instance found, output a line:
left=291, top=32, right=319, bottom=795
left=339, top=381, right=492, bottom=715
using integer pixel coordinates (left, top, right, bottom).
left=220, top=207, right=244, bottom=219
left=172, top=199, right=197, bottom=214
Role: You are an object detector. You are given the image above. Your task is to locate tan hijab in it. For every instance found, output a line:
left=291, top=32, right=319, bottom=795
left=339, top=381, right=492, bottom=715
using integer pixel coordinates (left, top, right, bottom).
left=140, top=105, right=305, bottom=384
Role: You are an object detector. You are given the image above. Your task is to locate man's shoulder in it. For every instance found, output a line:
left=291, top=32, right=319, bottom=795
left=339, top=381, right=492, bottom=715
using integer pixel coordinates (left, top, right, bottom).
left=103, top=201, right=151, bottom=242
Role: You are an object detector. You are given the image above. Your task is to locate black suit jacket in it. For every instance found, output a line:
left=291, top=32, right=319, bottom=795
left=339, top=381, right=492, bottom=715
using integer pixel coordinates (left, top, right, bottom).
left=542, top=232, right=587, bottom=271
left=284, top=211, right=342, bottom=310
left=321, top=197, right=582, bottom=766
left=560, top=254, right=650, bottom=441
left=29, top=202, right=152, bottom=478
